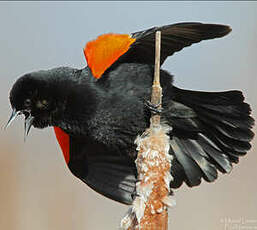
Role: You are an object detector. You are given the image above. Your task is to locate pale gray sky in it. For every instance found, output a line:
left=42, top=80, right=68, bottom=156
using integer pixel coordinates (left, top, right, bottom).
left=0, top=2, right=257, bottom=230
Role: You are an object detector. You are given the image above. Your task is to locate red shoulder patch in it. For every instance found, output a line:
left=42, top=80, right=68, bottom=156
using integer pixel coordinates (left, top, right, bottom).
left=84, top=33, right=136, bottom=79
left=53, top=127, right=70, bottom=164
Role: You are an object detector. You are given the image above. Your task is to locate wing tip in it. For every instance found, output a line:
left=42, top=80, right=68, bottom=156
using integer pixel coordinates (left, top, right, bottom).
left=213, top=24, right=232, bottom=38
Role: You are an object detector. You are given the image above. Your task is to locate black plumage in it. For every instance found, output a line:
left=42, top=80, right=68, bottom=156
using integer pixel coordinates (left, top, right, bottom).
left=8, top=22, right=254, bottom=204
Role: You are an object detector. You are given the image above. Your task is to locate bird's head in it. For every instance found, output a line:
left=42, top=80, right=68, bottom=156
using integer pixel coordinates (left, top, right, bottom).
left=6, top=67, right=84, bottom=138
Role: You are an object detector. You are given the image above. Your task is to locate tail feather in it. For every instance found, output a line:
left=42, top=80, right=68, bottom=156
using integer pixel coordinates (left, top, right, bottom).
left=197, top=108, right=254, bottom=129
left=179, top=138, right=218, bottom=182
left=173, top=89, right=244, bottom=105
left=169, top=86, right=254, bottom=189
left=170, top=138, right=203, bottom=187
left=209, top=119, right=254, bottom=142
left=199, top=115, right=252, bottom=152
left=198, top=134, right=232, bottom=173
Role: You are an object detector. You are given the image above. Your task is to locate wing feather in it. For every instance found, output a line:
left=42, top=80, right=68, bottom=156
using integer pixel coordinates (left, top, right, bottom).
left=84, top=22, right=231, bottom=78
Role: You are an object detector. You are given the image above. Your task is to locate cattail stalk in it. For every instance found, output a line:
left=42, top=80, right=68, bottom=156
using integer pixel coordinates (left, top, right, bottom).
left=121, top=31, right=175, bottom=230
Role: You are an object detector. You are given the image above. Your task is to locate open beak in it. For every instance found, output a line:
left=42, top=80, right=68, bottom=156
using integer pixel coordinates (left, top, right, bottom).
left=5, top=108, right=34, bottom=141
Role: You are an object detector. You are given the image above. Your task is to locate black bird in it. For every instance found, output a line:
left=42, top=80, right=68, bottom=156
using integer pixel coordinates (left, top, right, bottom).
left=7, top=22, right=254, bottom=204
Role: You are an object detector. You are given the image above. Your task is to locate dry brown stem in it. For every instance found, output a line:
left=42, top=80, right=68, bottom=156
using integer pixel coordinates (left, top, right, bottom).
left=121, top=31, right=174, bottom=230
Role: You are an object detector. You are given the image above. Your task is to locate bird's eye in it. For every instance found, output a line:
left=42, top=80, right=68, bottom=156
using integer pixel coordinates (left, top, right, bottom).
left=42, top=99, right=48, bottom=106
left=24, top=99, right=31, bottom=107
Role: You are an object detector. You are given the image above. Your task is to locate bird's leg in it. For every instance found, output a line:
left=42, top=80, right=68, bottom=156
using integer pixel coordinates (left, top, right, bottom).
left=131, top=178, right=142, bottom=200
left=131, top=189, right=139, bottom=201
left=144, top=99, right=163, bottom=115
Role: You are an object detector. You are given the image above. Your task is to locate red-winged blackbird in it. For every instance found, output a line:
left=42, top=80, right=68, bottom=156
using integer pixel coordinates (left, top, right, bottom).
left=7, top=22, right=254, bottom=204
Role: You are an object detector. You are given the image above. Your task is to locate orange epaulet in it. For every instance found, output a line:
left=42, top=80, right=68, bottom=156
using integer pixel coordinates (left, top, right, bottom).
left=84, top=33, right=136, bottom=79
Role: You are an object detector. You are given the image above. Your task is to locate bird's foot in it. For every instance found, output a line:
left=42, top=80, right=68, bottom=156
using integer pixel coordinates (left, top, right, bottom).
left=144, top=99, right=162, bottom=115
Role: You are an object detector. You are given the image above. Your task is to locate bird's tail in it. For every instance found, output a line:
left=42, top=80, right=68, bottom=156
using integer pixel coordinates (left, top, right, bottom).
left=169, top=87, right=255, bottom=188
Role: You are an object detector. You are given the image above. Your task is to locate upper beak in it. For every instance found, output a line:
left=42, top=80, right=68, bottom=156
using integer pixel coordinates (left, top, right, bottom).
left=5, top=108, right=34, bottom=141
left=4, top=108, right=20, bottom=129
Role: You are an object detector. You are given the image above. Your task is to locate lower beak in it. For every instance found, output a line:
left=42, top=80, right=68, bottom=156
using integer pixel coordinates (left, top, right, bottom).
left=24, top=114, right=34, bottom=141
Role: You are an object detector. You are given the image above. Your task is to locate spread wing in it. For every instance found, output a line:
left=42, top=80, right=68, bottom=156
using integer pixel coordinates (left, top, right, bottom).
left=166, top=87, right=254, bottom=188
left=54, top=127, right=137, bottom=205
left=126, top=22, right=231, bottom=65
left=66, top=135, right=137, bottom=205
left=84, top=22, right=231, bottom=79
